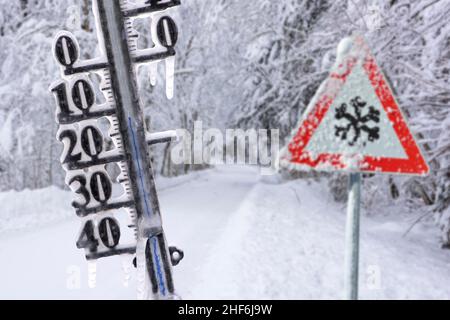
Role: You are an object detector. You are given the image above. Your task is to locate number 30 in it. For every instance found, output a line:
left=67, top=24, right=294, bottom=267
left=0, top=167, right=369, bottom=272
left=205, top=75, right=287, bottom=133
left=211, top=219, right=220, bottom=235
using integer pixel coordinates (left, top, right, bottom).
left=69, top=171, right=112, bottom=213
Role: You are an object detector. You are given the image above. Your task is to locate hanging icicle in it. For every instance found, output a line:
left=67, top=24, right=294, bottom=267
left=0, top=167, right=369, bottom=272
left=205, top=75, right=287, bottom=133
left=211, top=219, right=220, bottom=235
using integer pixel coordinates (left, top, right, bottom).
left=165, top=56, right=175, bottom=99
left=149, top=62, right=158, bottom=87
left=50, top=0, right=183, bottom=301
left=87, top=261, right=97, bottom=289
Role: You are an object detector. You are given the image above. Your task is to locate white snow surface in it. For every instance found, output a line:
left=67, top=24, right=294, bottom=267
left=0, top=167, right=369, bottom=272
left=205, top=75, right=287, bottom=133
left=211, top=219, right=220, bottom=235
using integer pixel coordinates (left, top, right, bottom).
left=0, top=166, right=449, bottom=300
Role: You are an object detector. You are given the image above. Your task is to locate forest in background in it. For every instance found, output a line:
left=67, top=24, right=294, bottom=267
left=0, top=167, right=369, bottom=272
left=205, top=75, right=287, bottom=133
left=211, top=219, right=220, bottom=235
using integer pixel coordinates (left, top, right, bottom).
left=0, top=0, right=449, bottom=246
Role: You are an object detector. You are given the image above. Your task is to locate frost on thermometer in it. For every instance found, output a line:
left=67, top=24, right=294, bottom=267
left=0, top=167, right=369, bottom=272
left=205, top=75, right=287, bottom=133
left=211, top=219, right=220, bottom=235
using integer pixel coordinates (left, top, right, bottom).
left=124, top=1, right=179, bottom=99
left=165, top=55, right=176, bottom=99
left=157, top=16, right=178, bottom=99
left=50, top=0, right=184, bottom=300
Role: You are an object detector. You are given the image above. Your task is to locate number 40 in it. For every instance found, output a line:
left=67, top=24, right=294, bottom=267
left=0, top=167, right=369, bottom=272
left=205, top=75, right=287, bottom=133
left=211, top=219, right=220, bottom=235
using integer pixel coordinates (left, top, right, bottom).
left=77, top=218, right=121, bottom=252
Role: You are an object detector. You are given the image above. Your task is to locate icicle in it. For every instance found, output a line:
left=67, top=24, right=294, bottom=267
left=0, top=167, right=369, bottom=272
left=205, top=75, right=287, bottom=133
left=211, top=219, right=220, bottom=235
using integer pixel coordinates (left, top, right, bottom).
left=149, top=62, right=158, bottom=86
left=136, top=240, right=147, bottom=300
left=165, top=56, right=175, bottom=100
left=121, top=255, right=133, bottom=288
left=87, top=261, right=97, bottom=289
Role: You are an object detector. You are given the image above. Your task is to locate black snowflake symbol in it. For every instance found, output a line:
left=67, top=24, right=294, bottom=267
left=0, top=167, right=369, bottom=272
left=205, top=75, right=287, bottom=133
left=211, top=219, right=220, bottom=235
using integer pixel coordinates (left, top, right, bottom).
left=334, top=96, right=381, bottom=147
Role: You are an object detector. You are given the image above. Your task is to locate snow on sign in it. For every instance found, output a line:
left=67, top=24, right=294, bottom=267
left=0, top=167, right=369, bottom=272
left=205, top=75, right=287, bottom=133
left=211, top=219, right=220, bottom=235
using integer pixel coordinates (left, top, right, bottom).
left=281, top=36, right=429, bottom=175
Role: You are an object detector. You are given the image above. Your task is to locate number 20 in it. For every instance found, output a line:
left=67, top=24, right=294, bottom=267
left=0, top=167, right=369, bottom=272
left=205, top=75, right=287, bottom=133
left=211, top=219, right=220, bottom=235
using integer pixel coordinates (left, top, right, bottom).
left=58, top=126, right=104, bottom=165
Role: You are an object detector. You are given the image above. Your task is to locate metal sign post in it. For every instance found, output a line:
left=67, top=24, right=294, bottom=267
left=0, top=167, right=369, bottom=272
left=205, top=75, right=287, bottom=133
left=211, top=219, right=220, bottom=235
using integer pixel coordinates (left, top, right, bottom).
left=344, top=173, right=361, bottom=300
left=50, top=0, right=183, bottom=300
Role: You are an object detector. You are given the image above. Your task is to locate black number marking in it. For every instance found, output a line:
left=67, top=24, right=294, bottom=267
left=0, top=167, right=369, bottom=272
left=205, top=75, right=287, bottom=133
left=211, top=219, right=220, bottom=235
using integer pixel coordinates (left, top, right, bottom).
left=76, top=220, right=99, bottom=251
left=157, top=16, right=178, bottom=48
left=90, top=172, right=112, bottom=204
left=58, top=130, right=82, bottom=164
left=147, top=0, right=164, bottom=5
left=51, top=82, right=73, bottom=118
left=98, top=218, right=121, bottom=249
left=77, top=218, right=121, bottom=252
left=59, top=126, right=104, bottom=164
left=69, top=175, right=91, bottom=211
left=54, top=35, right=79, bottom=67
left=81, top=126, right=103, bottom=159
left=68, top=171, right=114, bottom=213
left=72, top=79, right=95, bottom=112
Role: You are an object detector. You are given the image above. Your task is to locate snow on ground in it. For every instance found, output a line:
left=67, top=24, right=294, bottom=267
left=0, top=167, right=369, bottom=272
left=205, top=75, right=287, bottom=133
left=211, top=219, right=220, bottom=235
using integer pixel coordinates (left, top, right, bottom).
left=0, top=186, right=73, bottom=235
left=0, top=166, right=449, bottom=300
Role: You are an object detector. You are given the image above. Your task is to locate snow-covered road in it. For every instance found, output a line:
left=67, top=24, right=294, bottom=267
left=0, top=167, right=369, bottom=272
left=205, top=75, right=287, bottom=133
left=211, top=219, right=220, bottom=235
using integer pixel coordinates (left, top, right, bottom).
left=0, top=166, right=449, bottom=299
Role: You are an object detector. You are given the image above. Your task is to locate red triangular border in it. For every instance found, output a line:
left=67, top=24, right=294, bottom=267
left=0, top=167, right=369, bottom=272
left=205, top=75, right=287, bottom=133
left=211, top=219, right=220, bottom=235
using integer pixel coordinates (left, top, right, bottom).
left=281, top=36, right=429, bottom=175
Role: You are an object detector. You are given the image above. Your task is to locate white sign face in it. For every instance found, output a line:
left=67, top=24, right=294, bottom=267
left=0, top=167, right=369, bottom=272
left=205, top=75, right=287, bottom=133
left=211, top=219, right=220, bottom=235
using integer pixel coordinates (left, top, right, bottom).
left=281, top=36, right=429, bottom=175
left=305, top=62, right=407, bottom=159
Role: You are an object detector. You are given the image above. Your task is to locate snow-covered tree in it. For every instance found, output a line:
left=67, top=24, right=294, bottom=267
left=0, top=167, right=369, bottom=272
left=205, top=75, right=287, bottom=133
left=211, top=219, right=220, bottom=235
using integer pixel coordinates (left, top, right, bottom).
left=0, top=0, right=449, bottom=246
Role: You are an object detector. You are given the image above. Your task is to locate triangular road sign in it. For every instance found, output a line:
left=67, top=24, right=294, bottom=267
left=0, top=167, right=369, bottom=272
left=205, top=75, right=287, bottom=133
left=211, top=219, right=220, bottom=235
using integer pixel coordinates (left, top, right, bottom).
left=280, top=36, right=429, bottom=175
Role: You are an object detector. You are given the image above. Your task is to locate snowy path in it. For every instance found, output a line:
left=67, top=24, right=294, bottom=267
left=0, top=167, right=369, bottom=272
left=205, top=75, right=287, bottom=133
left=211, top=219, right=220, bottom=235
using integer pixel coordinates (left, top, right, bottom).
left=189, top=169, right=450, bottom=299
left=0, top=166, right=449, bottom=299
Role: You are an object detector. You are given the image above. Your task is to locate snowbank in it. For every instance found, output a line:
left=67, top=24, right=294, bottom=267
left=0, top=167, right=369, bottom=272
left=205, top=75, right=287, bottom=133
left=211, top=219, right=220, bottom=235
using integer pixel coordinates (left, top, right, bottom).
left=0, top=167, right=449, bottom=299
left=0, top=186, right=73, bottom=235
